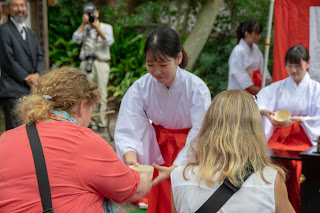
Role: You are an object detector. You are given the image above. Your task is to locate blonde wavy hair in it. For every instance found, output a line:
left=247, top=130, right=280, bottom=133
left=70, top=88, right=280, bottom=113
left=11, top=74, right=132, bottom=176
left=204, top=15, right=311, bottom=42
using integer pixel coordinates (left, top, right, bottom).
left=15, top=67, right=101, bottom=124
left=184, top=90, right=285, bottom=186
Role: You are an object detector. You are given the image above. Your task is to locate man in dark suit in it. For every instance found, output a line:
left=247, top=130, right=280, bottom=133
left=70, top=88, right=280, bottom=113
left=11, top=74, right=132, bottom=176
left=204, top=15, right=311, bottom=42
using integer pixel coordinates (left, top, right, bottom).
left=0, top=0, right=44, bottom=130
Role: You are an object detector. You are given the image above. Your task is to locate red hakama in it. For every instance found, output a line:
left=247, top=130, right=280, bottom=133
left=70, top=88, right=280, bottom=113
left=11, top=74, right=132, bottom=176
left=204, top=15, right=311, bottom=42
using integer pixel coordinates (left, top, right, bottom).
left=268, top=123, right=312, bottom=213
left=245, top=70, right=262, bottom=94
left=147, top=123, right=190, bottom=213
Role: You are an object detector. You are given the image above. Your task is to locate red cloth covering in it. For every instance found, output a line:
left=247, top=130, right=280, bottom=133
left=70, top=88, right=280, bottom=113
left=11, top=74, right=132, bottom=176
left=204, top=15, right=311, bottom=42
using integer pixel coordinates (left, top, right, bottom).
left=273, top=0, right=320, bottom=82
left=245, top=70, right=262, bottom=94
left=268, top=123, right=312, bottom=213
left=147, top=124, right=190, bottom=213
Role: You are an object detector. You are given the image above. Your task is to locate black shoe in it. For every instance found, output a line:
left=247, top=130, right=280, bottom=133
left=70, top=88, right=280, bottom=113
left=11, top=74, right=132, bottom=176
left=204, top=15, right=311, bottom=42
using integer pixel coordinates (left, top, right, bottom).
left=97, top=126, right=105, bottom=132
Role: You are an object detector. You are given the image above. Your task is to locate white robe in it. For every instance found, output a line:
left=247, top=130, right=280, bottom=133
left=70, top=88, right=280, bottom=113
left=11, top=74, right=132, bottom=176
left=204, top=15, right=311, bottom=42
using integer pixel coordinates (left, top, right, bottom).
left=257, top=72, right=320, bottom=145
left=114, top=67, right=212, bottom=166
left=227, top=39, right=271, bottom=90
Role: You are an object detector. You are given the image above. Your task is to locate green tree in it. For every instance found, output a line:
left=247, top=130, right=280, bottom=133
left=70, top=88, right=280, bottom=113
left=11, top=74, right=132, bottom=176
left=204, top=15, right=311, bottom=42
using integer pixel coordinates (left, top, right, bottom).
left=193, top=0, right=271, bottom=95
left=48, top=0, right=271, bottom=100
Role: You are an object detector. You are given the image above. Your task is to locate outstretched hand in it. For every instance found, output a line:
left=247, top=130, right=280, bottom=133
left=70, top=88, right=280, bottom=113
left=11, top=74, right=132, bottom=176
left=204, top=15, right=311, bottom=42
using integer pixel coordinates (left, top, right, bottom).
left=151, top=163, right=178, bottom=187
left=261, top=109, right=302, bottom=128
left=275, top=116, right=302, bottom=128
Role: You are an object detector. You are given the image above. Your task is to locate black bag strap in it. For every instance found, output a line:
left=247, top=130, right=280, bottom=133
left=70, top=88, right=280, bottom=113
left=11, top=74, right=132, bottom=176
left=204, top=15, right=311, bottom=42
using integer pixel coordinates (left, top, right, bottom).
left=196, top=171, right=253, bottom=213
left=26, top=124, right=54, bottom=213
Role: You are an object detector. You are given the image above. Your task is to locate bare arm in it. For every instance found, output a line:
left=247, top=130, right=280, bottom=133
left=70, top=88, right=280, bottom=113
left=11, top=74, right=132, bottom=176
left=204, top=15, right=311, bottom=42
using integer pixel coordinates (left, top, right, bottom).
left=91, top=20, right=106, bottom=40
left=274, top=173, right=295, bottom=213
left=171, top=188, right=177, bottom=213
left=127, top=172, right=151, bottom=202
left=77, top=14, right=89, bottom=34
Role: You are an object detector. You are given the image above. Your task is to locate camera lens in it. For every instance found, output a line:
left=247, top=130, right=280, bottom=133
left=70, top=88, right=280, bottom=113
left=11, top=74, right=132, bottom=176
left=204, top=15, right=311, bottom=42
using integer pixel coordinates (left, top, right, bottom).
left=85, top=58, right=93, bottom=72
left=89, top=14, right=95, bottom=23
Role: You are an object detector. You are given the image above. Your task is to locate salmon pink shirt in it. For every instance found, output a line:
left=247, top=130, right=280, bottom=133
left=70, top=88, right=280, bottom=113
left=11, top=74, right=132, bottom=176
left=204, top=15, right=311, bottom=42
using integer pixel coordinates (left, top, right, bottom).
left=0, top=122, right=140, bottom=212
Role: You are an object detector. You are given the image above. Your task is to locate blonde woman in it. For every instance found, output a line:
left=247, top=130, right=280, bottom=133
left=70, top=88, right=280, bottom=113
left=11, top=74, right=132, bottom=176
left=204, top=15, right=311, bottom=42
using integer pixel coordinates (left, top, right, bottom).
left=171, top=90, right=294, bottom=213
left=0, top=67, right=151, bottom=212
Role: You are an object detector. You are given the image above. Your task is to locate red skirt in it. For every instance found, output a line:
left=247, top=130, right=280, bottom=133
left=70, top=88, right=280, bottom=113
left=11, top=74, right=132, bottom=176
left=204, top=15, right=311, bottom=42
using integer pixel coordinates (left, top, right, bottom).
left=147, top=123, right=190, bottom=213
left=245, top=70, right=262, bottom=94
left=268, top=123, right=312, bottom=213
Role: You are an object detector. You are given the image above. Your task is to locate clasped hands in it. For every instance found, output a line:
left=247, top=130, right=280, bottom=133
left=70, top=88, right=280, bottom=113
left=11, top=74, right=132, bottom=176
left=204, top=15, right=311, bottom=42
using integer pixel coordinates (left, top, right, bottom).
left=25, top=72, right=40, bottom=88
left=124, top=151, right=177, bottom=188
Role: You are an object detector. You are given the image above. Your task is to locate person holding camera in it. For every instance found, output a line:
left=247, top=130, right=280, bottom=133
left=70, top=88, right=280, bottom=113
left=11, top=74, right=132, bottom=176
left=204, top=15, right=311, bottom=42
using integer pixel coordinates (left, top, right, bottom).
left=73, top=2, right=114, bottom=132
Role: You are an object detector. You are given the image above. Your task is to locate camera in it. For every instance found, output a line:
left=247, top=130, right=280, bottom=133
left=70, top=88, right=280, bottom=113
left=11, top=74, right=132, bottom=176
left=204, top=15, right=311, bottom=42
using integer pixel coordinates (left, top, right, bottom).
left=88, top=13, right=95, bottom=23
left=85, top=53, right=97, bottom=73
left=83, top=3, right=96, bottom=23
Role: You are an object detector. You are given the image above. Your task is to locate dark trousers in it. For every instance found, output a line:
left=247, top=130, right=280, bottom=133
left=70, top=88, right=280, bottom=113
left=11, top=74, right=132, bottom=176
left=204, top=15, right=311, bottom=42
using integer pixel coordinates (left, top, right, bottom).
left=0, top=98, right=19, bottom=130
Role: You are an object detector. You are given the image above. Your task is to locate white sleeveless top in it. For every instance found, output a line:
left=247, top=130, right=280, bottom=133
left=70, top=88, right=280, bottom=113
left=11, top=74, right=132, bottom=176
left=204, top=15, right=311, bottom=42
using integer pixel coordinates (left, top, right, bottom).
left=171, top=166, right=277, bottom=213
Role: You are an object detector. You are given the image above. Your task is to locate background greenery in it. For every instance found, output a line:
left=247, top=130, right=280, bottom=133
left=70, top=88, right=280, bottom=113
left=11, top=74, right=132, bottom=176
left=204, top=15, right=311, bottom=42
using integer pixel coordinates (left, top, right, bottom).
left=48, top=0, right=272, bottom=101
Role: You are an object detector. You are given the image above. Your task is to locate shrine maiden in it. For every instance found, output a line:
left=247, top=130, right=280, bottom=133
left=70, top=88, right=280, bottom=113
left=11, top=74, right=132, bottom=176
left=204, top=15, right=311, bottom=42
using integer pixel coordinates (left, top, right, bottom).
left=257, top=45, right=320, bottom=213
left=114, top=26, right=211, bottom=213
left=228, top=19, right=271, bottom=94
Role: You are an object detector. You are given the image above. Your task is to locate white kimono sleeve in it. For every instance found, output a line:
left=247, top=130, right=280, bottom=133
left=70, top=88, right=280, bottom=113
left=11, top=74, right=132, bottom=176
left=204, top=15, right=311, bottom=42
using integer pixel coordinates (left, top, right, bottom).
left=256, top=84, right=279, bottom=141
left=301, top=95, right=320, bottom=145
left=229, top=51, right=254, bottom=90
left=114, top=84, right=164, bottom=165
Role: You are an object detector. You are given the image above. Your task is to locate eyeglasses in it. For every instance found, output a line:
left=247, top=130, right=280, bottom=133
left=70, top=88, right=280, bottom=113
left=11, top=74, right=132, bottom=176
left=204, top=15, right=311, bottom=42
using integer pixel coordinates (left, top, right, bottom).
left=252, top=94, right=257, bottom=101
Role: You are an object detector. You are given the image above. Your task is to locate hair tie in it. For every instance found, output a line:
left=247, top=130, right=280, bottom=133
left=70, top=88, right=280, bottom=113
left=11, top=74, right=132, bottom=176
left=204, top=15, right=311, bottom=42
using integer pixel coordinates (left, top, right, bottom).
left=42, top=95, right=52, bottom=99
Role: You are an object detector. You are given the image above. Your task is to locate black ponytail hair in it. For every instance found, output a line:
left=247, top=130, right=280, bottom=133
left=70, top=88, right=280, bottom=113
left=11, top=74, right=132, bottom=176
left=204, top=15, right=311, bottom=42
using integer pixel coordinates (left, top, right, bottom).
left=144, top=26, right=189, bottom=69
left=237, top=19, right=263, bottom=44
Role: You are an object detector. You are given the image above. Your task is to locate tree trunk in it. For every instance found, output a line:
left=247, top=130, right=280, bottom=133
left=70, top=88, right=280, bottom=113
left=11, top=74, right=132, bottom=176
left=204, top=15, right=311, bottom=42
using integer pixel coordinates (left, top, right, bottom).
left=184, top=0, right=223, bottom=70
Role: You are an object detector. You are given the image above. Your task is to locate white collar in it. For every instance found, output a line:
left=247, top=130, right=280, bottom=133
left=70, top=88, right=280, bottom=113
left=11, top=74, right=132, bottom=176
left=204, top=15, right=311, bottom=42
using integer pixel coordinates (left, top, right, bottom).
left=239, top=38, right=257, bottom=52
left=287, top=72, right=310, bottom=88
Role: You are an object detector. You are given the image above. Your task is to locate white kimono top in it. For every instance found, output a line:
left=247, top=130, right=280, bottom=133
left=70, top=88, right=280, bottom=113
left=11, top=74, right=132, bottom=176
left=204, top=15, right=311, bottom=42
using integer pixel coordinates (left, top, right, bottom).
left=115, top=67, right=212, bottom=166
left=227, top=39, right=271, bottom=90
left=257, top=72, right=320, bottom=145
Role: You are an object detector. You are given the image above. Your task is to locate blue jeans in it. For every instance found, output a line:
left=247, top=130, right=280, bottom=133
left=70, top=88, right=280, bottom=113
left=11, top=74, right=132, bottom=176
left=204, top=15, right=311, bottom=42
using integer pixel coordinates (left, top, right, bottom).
left=102, top=198, right=115, bottom=213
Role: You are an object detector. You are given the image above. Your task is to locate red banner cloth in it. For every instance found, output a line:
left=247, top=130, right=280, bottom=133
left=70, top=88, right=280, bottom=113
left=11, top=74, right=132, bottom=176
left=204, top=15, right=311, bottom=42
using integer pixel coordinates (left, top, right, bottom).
left=273, top=0, right=320, bottom=82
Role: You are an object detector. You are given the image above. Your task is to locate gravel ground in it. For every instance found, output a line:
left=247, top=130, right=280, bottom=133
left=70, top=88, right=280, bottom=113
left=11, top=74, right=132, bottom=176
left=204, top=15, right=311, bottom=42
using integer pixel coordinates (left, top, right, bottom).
left=97, top=111, right=139, bottom=213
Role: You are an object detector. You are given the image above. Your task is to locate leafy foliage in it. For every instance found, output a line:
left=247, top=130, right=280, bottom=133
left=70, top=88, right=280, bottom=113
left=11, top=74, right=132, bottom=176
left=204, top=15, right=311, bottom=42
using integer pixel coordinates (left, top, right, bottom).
left=48, top=0, right=271, bottom=100
left=100, top=2, right=148, bottom=100
left=193, top=0, right=271, bottom=96
left=48, top=0, right=88, bottom=68
left=48, top=1, right=149, bottom=101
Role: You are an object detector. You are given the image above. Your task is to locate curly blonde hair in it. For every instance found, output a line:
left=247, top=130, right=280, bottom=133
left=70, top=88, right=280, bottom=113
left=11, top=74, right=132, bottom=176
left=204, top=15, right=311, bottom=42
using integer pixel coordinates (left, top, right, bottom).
left=184, top=90, right=285, bottom=187
left=15, top=67, right=101, bottom=124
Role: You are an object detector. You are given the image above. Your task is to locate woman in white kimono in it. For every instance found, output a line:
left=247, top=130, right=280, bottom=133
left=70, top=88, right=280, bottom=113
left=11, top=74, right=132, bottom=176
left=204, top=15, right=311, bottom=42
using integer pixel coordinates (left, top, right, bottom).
left=114, top=26, right=211, bottom=213
left=228, top=19, right=271, bottom=94
left=257, top=45, right=320, bottom=213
